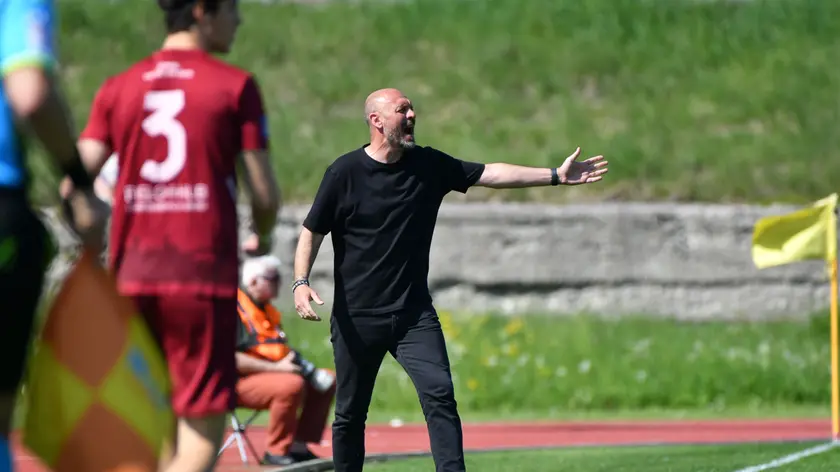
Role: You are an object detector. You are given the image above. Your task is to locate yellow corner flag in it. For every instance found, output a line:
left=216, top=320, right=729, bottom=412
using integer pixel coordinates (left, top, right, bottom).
left=751, top=193, right=838, bottom=269
left=23, top=249, right=173, bottom=472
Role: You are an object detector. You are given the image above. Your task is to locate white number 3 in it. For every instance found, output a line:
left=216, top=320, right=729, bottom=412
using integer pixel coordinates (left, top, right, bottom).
left=141, top=90, right=187, bottom=183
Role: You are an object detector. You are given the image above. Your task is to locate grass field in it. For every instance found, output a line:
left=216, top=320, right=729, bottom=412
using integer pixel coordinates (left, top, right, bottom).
left=363, top=442, right=840, bottom=472
left=230, top=307, right=835, bottom=427
left=30, top=0, right=840, bottom=206
left=272, top=308, right=835, bottom=414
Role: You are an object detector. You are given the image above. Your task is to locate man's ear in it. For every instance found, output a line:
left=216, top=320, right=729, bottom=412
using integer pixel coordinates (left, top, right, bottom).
left=369, top=113, right=383, bottom=129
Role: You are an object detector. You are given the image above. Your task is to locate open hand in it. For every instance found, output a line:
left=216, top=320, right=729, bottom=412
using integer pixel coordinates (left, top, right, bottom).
left=294, top=284, right=324, bottom=322
left=557, top=147, right=608, bottom=185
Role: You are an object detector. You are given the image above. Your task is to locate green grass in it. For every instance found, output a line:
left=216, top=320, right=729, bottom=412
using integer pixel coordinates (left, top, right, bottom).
left=231, top=306, right=835, bottom=427
left=361, top=404, right=831, bottom=425
left=272, top=307, right=836, bottom=414
left=29, top=0, right=840, bottom=205
left=363, top=442, right=839, bottom=471
left=235, top=403, right=831, bottom=429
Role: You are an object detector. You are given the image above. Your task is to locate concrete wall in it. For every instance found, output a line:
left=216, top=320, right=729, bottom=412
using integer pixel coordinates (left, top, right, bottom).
left=41, top=201, right=831, bottom=320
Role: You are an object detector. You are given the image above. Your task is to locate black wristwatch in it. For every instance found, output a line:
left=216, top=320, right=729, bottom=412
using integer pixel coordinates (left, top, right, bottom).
left=550, top=167, right=560, bottom=186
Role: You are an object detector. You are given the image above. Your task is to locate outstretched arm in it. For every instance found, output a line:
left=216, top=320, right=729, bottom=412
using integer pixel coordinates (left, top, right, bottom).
left=476, top=163, right=554, bottom=188
left=475, top=147, right=608, bottom=189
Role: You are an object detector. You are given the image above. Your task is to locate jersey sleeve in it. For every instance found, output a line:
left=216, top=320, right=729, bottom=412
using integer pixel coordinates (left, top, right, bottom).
left=433, top=148, right=485, bottom=194
left=80, top=79, right=115, bottom=147
left=0, top=0, right=56, bottom=76
left=237, top=76, right=269, bottom=151
left=303, top=167, right=342, bottom=235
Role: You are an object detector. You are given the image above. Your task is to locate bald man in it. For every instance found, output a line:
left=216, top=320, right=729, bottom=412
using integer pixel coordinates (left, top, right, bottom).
left=292, top=88, right=608, bottom=472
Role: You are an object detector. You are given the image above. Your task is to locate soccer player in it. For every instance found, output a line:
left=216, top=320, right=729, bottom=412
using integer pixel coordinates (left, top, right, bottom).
left=69, top=1, right=281, bottom=471
left=1, top=0, right=109, bottom=470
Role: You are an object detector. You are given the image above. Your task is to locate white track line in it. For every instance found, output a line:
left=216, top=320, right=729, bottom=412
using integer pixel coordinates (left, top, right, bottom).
left=731, top=441, right=839, bottom=472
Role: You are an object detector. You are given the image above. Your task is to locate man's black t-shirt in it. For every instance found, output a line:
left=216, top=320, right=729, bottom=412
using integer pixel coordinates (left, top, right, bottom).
left=303, top=145, right=485, bottom=315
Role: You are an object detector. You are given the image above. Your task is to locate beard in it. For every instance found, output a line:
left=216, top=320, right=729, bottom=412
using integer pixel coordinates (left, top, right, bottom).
left=386, top=124, right=416, bottom=149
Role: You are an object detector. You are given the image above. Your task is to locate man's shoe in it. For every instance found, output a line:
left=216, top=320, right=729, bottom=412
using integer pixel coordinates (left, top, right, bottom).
left=262, top=452, right=297, bottom=466
left=289, top=448, right=319, bottom=462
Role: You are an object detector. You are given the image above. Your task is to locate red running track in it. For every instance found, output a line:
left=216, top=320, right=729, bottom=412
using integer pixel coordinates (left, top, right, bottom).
left=11, top=418, right=831, bottom=471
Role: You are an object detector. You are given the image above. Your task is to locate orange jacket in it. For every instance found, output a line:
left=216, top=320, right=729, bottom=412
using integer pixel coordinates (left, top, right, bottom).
left=236, top=288, right=291, bottom=362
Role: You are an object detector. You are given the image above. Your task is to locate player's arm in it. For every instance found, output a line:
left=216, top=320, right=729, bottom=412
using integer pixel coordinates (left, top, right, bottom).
left=1, top=0, right=95, bottom=190
left=239, top=149, right=280, bottom=237
left=76, top=77, right=117, bottom=177
left=236, top=76, right=280, bottom=244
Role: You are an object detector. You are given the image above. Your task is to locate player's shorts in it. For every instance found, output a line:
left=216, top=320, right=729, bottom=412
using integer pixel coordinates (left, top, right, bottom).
left=0, top=189, right=51, bottom=393
left=132, top=294, right=238, bottom=417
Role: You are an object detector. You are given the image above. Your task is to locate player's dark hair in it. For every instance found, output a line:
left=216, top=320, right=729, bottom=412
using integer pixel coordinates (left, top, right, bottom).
left=158, top=0, right=223, bottom=33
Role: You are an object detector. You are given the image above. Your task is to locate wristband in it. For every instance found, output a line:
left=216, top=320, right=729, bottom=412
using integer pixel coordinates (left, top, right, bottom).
left=550, top=167, right=560, bottom=186
left=292, top=278, right=309, bottom=292
left=62, top=152, right=94, bottom=190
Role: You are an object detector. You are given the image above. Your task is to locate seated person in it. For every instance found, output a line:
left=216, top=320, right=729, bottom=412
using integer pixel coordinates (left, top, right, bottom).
left=236, top=255, right=336, bottom=466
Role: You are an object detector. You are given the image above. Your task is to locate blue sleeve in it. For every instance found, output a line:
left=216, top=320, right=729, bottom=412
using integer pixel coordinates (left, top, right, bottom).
left=0, top=0, right=56, bottom=76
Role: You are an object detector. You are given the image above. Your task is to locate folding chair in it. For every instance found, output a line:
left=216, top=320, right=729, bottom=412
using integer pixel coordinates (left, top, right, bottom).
left=218, top=410, right=263, bottom=465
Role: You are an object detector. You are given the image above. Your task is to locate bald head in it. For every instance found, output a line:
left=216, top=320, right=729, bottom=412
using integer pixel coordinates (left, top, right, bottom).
left=364, top=88, right=406, bottom=125
left=363, top=88, right=417, bottom=150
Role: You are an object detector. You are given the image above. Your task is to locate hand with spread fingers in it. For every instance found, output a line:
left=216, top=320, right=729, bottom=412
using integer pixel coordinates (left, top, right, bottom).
left=556, top=147, right=609, bottom=185
left=293, top=281, right=324, bottom=322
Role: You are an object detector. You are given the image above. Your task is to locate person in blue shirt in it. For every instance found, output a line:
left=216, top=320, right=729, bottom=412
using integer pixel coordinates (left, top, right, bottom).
left=0, top=1, right=108, bottom=470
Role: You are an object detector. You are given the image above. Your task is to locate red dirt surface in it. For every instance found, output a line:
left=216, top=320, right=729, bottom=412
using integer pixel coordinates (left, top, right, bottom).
left=11, top=418, right=831, bottom=471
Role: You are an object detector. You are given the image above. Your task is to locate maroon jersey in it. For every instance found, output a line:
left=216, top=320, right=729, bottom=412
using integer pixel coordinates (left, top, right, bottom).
left=81, top=49, right=269, bottom=297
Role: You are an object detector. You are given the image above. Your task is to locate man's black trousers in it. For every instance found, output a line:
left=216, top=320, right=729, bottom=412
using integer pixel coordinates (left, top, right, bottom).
left=330, top=305, right=466, bottom=472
